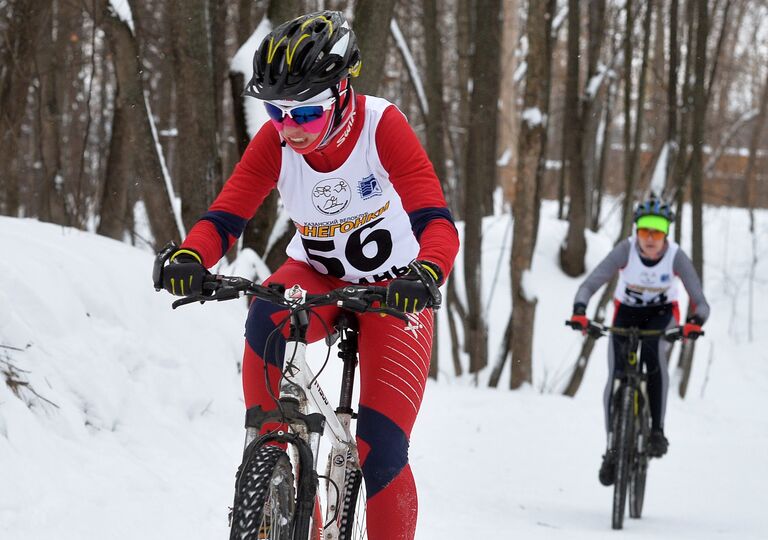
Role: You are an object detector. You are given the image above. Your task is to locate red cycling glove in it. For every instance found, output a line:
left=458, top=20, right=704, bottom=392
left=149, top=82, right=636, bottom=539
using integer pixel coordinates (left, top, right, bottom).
left=683, top=321, right=703, bottom=339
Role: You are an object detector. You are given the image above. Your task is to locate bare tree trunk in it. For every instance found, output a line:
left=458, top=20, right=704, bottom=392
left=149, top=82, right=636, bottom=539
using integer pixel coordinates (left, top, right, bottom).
left=229, top=71, right=250, bottom=156
left=352, top=0, right=396, bottom=96
left=583, top=0, right=607, bottom=223
left=452, top=0, right=473, bottom=219
left=497, top=0, right=520, bottom=202
left=488, top=315, right=512, bottom=387
left=423, top=0, right=448, bottom=188
left=560, top=0, right=587, bottom=277
left=34, top=1, right=67, bottom=225
left=673, top=0, right=696, bottom=245
left=665, top=0, right=679, bottom=196
left=679, top=0, right=710, bottom=400
left=98, top=84, right=132, bottom=240
left=592, top=79, right=616, bottom=231
left=211, top=0, right=228, bottom=197
left=170, top=0, right=221, bottom=231
left=629, top=0, right=653, bottom=195
left=266, top=1, right=303, bottom=28
left=464, top=0, right=502, bottom=374
left=509, top=0, right=554, bottom=389
left=1, top=0, right=50, bottom=217
left=620, top=0, right=653, bottom=237
left=98, top=1, right=179, bottom=245
left=423, top=0, right=450, bottom=379
left=689, top=0, right=707, bottom=281
left=447, top=278, right=465, bottom=377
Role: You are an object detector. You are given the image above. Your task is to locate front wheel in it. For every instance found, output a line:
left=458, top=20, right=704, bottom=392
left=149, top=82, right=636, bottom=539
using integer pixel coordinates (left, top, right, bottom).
left=612, top=385, right=634, bottom=530
left=338, top=468, right=367, bottom=540
left=230, top=444, right=296, bottom=540
left=629, top=396, right=651, bottom=518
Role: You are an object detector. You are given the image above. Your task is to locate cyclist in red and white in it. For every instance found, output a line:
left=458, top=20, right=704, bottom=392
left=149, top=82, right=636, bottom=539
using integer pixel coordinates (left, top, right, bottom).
left=568, top=196, right=709, bottom=486
left=158, top=11, right=458, bottom=539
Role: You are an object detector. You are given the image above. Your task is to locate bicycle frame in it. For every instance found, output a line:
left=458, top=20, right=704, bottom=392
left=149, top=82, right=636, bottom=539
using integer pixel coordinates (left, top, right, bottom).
left=243, top=288, right=363, bottom=540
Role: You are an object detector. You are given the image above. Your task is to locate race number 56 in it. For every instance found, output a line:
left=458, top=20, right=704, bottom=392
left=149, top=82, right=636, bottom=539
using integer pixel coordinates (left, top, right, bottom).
left=301, top=218, right=393, bottom=278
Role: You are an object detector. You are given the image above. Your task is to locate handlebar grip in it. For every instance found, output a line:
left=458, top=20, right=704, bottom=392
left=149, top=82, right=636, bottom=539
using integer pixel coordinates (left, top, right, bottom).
left=153, top=241, right=178, bottom=291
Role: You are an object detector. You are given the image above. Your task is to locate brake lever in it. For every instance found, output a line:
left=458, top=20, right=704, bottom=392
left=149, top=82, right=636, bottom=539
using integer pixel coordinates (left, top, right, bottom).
left=382, top=307, right=410, bottom=322
left=172, top=295, right=206, bottom=309
left=664, top=327, right=683, bottom=342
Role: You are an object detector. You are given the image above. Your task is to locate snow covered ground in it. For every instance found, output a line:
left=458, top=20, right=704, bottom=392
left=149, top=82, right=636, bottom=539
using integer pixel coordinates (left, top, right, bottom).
left=1, top=201, right=766, bottom=539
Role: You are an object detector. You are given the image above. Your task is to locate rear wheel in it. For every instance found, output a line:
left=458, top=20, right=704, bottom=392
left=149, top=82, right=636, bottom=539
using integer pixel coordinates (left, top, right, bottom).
left=230, top=445, right=295, bottom=540
left=612, top=385, right=634, bottom=530
left=629, top=395, right=651, bottom=518
left=338, top=468, right=367, bottom=540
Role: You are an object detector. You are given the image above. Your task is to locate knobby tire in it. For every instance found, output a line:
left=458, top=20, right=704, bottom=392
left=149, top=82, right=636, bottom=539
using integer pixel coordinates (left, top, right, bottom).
left=612, top=385, right=634, bottom=530
left=338, top=468, right=367, bottom=540
left=629, top=396, right=650, bottom=519
left=230, top=445, right=295, bottom=540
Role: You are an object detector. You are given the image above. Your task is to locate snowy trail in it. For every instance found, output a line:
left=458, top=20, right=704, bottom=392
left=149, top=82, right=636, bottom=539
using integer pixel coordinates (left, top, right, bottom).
left=1, top=204, right=767, bottom=539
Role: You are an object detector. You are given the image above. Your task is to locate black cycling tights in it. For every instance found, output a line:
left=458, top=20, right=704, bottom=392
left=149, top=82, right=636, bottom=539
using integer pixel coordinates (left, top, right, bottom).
left=611, top=303, right=674, bottom=431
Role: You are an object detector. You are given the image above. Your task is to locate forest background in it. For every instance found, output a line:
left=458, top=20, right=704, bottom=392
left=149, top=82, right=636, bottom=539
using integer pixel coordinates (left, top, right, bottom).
left=1, top=0, right=767, bottom=396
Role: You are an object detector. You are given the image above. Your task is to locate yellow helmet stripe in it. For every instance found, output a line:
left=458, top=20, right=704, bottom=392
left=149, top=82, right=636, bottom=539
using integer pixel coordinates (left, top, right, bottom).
left=286, top=34, right=310, bottom=66
left=267, top=35, right=287, bottom=64
left=349, top=59, right=362, bottom=77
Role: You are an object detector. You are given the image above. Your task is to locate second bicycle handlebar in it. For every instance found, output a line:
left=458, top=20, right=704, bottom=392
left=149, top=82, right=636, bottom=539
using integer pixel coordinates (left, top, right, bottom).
left=565, top=320, right=703, bottom=342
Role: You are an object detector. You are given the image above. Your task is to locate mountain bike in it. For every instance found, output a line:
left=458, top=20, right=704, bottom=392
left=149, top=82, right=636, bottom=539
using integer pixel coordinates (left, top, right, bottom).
left=154, top=246, right=438, bottom=539
left=566, top=320, right=702, bottom=530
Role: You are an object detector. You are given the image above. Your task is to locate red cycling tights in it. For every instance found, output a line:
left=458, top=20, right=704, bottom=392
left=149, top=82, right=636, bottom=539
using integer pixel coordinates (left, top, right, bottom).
left=241, top=259, right=432, bottom=540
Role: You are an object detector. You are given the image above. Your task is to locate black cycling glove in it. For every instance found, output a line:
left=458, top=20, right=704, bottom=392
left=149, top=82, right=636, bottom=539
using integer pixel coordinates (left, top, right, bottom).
left=162, top=248, right=208, bottom=297
left=386, top=260, right=443, bottom=314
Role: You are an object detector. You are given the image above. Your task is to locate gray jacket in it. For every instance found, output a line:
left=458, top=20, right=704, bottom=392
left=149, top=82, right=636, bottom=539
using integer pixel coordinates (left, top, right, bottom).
left=574, top=238, right=710, bottom=322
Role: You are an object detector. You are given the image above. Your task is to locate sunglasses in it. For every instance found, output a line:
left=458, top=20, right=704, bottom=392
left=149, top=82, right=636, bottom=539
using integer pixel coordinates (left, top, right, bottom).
left=637, top=228, right=666, bottom=241
left=264, top=97, right=335, bottom=125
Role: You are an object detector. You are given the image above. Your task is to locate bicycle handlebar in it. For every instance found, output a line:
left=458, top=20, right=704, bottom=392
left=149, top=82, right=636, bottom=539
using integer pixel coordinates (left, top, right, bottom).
left=565, top=320, right=703, bottom=342
left=154, top=242, right=438, bottom=321
left=168, top=273, right=412, bottom=321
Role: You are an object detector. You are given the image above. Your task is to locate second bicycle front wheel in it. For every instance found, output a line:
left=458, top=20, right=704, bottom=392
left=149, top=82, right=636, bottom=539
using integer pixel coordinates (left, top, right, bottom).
left=629, top=397, right=650, bottom=518
left=338, top=467, right=367, bottom=540
left=612, top=385, right=634, bottom=530
left=230, top=444, right=296, bottom=540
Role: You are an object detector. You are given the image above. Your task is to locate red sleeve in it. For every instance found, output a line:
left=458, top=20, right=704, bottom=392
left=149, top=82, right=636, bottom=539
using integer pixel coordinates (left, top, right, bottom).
left=181, top=122, right=282, bottom=268
left=375, top=105, right=459, bottom=279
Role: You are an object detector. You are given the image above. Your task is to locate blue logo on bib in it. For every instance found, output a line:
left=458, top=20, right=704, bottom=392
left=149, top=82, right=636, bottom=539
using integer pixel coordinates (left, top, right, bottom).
left=661, top=274, right=670, bottom=282
left=358, top=175, right=382, bottom=200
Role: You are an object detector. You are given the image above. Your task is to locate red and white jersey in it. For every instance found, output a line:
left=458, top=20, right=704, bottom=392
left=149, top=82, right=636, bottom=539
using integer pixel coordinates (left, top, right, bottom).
left=181, top=93, right=458, bottom=283
left=614, top=237, right=679, bottom=306
left=278, top=97, right=420, bottom=283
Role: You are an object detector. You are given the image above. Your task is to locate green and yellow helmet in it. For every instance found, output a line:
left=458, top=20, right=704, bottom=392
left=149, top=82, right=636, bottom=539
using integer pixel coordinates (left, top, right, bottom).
left=245, top=11, right=362, bottom=101
left=633, top=196, right=675, bottom=234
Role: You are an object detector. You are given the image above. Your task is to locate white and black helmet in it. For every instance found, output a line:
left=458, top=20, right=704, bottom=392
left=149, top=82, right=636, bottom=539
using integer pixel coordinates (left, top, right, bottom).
left=245, top=11, right=362, bottom=101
